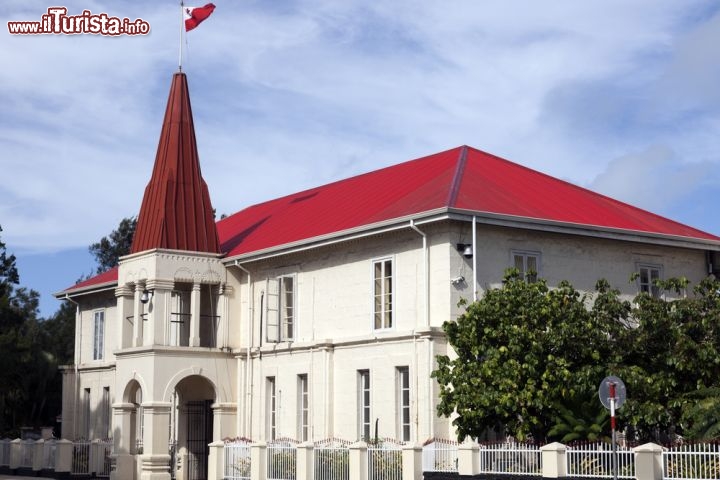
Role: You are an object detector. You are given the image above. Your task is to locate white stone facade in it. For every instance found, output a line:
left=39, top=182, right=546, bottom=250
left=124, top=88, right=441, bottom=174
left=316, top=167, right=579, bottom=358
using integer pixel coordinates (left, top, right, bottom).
left=59, top=218, right=714, bottom=479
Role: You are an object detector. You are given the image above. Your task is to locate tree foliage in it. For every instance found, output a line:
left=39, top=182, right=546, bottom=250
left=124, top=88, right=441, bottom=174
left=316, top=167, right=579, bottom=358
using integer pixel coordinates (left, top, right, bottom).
left=433, top=269, right=720, bottom=443
left=88, top=216, right=137, bottom=273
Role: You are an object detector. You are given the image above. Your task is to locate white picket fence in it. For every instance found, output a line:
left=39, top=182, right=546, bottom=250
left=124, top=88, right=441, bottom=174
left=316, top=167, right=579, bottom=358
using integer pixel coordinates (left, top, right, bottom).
left=367, top=439, right=402, bottom=480
left=315, top=438, right=350, bottom=480
left=421, top=439, right=458, bottom=472
left=267, top=439, right=298, bottom=480
left=224, top=438, right=252, bottom=480
left=663, top=443, right=720, bottom=480
left=566, top=442, right=635, bottom=478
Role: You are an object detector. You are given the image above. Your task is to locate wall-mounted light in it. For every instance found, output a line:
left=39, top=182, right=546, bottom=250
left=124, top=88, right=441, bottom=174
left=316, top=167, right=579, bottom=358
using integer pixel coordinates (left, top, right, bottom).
left=451, top=275, right=465, bottom=286
left=140, top=289, right=154, bottom=304
left=456, top=243, right=473, bottom=258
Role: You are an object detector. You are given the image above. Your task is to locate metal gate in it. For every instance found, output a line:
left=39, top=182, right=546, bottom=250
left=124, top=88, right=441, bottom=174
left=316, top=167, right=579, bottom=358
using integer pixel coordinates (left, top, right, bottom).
left=186, top=400, right=213, bottom=480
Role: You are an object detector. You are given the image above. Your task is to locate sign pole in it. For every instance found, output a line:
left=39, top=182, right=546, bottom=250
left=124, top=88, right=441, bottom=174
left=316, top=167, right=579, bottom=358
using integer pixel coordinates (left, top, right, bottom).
left=610, top=382, right=617, bottom=480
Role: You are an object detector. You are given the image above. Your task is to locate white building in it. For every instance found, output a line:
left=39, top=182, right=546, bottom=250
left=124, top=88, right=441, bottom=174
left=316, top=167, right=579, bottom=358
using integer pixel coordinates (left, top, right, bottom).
left=56, top=72, right=720, bottom=480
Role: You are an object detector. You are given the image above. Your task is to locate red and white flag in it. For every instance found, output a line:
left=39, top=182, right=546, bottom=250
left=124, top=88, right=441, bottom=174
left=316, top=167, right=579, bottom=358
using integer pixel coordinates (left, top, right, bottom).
left=184, top=3, right=216, bottom=32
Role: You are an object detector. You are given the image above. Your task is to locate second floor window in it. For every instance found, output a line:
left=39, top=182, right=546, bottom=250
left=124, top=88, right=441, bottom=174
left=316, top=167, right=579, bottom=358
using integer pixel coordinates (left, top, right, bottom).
left=170, top=289, right=191, bottom=346
left=638, top=264, right=662, bottom=298
left=93, top=310, right=105, bottom=360
left=373, top=259, right=393, bottom=330
left=267, top=276, right=295, bottom=342
left=512, top=250, right=540, bottom=283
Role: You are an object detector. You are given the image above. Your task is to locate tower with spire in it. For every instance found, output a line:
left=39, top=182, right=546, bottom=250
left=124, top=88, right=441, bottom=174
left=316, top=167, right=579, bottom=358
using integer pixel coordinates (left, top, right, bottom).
left=111, top=72, right=233, bottom=480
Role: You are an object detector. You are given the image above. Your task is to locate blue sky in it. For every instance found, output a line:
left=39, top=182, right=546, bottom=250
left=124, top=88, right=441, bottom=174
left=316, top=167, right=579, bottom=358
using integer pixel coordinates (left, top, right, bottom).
left=2, top=0, right=720, bottom=317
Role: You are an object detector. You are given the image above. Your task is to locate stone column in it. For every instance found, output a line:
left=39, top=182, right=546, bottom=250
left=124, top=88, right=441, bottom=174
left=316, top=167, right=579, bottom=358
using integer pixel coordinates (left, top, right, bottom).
left=54, top=439, right=73, bottom=475
left=633, top=443, right=664, bottom=480
left=190, top=283, right=201, bottom=347
left=296, top=442, right=314, bottom=480
left=401, top=443, right=423, bottom=480
left=112, top=402, right=136, bottom=480
left=250, top=442, right=266, bottom=480
left=349, top=441, right=368, bottom=480
left=207, top=441, right=225, bottom=480
left=140, top=401, right=172, bottom=480
left=133, top=283, right=144, bottom=347
left=541, top=442, right=567, bottom=478
left=457, top=441, right=480, bottom=476
left=212, top=402, right=237, bottom=441
left=116, top=285, right=134, bottom=350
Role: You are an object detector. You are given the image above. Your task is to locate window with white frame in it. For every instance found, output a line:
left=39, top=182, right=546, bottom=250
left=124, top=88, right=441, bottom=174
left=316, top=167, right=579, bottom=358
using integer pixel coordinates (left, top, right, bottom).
left=266, top=377, right=276, bottom=440
left=266, top=276, right=295, bottom=342
left=637, top=264, right=662, bottom=298
left=93, top=310, right=105, bottom=360
left=170, top=289, right=191, bottom=346
left=297, top=374, right=309, bottom=441
left=373, top=259, right=393, bottom=330
left=512, top=250, right=540, bottom=283
left=358, top=370, right=371, bottom=441
left=396, top=367, right=411, bottom=441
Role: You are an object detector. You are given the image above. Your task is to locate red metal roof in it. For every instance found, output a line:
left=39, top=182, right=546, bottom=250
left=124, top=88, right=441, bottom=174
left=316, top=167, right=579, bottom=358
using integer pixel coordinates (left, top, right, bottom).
left=60, top=146, right=720, bottom=295
left=130, top=72, right=220, bottom=255
left=217, top=145, right=719, bottom=258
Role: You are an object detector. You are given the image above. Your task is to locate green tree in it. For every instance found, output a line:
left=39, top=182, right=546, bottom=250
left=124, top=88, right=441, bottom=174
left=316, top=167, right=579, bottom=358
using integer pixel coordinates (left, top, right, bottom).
left=432, top=270, right=622, bottom=442
left=88, top=216, right=137, bottom=273
left=616, top=275, right=720, bottom=441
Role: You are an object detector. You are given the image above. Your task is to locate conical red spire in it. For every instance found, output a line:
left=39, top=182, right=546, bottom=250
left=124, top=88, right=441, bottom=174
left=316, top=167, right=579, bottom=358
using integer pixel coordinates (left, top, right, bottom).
left=131, top=72, right=220, bottom=254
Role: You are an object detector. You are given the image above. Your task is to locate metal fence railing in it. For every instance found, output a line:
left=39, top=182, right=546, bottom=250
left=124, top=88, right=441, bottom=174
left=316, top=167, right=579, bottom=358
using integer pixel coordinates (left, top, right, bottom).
left=314, top=438, right=351, bottom=480
left=267, top=439, right=298, bottom=480
left=663, top=442, right=720, bottom=480
left=72, top=440, right=91, bottom=475
left=367, top=439, right=402, bottom=480
left=566, top=442, right=634, bottom=478
left=42, top=439, right=57, bottom=470
left=0, top=438, right=10, bottom=466
left=478, top=442, right=541, bottom=475
left=19, top=439, right=34, bottom=468
left=224, top=438, right=252, bottom=480
left=422, top=439, right=458, bottom=472
left=94, top=439, right=113, bottom=478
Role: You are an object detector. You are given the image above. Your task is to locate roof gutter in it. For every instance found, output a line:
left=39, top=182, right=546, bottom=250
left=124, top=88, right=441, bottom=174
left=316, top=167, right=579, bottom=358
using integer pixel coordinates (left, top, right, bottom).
left=223, top=210, right=447, bottom=265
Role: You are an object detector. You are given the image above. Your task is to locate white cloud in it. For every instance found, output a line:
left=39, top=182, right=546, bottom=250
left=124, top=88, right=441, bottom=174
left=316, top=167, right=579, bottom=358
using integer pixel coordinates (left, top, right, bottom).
left=2, top=0, right=720, bottom=257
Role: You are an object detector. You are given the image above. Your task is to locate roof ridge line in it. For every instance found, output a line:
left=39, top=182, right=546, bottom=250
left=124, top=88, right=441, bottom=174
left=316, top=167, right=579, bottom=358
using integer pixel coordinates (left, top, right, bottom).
left=446, top=145, right=468, bottom=207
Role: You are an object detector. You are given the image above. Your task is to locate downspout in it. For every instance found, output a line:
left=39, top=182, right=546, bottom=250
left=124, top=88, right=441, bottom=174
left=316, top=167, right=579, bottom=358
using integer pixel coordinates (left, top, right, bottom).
left=409, top=219, right=430, bottom=439
left=409, top=220, right=429, bottom=328
left=472, top=216, right=477, bottom=302
left=234, top=261, right=254, bottom=438
left=64, top=294, right=81, bottom=440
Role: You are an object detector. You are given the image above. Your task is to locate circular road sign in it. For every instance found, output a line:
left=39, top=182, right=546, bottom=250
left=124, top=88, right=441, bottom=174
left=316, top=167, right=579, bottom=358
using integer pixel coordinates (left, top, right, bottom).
left=598, top=375, right=626, bottom=410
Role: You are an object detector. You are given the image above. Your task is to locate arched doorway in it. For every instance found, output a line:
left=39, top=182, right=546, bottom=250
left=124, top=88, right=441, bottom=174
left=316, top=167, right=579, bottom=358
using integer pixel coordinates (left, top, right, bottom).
left=173, top=375, right=216, bottom=480
left=123, top=380, right=144, bottom=456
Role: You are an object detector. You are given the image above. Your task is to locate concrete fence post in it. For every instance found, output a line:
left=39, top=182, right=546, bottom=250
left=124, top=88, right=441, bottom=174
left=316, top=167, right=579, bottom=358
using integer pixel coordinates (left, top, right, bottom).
left=55, top=439, right=73, bottom=474
left=457, top=441, right=480, bottom=476
left=208, top=440, right=225, bottom=480
left=296, top=441, right=314, bottom=480
left=540, top=442, right=567, bottom=478
left=633, top=443, right=663, bottom=480
left=349, top=441, right=368, bottom=480
left=32, top=439, right=45, bottom=473
left=251, top=442, right=267, bottom=480
left=402, top=443, right=423, bottom=480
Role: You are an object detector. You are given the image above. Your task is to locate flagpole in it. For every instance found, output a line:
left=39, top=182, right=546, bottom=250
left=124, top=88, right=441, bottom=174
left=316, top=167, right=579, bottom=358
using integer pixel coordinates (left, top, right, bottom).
left=179, top=1, right=184, bottom=71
